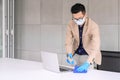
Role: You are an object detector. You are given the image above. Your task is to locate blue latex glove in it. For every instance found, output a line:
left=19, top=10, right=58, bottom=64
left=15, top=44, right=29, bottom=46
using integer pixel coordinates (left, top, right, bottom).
left=74, top=62, right=90, bottom=73
left=66, top=53, right=75, bottom=65
left=73, top=65, right=87, bottom=73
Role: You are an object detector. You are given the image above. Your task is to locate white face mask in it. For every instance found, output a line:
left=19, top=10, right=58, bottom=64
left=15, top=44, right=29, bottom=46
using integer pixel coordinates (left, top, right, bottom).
left=74, top=17, right=85, bottom=25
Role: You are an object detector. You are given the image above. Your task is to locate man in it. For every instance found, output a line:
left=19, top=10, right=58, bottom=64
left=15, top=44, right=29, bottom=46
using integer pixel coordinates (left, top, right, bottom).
left=65, top=3, right=102, bottom=73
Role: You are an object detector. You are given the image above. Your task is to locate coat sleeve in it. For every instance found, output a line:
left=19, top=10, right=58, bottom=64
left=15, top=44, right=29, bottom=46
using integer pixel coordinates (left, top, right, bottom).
left=65, top=24, right=74, bottom=54
left=91, top=23, right=101, bottom=51
left=87, top=23, right=101, bottom=64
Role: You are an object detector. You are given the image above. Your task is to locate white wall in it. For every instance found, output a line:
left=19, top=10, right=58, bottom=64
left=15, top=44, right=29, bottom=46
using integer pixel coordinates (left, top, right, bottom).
left=89, top=0, right=119, bottom=51
left=14, top=0, right=120, bottom=63
left=0, top=0, right=2, bottom=57
left=15, top=0, right=41, bottom=61
left=119, top=0, right=120, bottom=51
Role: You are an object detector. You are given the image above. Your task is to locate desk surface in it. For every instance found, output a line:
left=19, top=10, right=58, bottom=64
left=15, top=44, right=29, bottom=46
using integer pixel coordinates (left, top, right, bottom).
left=0, top=58, right=120, bottom=80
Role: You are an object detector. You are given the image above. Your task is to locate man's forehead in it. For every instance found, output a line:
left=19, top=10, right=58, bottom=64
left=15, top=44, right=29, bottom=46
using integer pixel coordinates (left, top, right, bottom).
left=72, top=12, right=85, bottom=19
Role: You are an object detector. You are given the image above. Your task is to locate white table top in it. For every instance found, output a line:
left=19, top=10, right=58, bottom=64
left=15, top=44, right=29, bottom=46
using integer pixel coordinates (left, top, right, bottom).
left=0, top=58, right=120, bottom=80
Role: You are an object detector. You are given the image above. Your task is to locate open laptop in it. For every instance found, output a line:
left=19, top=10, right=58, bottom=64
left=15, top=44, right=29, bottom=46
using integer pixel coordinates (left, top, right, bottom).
left=41, top=51, right=74, bottom=73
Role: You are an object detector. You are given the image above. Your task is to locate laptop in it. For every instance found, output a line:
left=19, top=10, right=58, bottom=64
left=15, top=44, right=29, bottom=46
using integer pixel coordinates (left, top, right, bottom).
left=41, top=51, right=74, bottom=73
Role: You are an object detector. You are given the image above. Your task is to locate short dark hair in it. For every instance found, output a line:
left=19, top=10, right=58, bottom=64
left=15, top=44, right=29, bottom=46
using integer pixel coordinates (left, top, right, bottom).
left=71, top=3, right=86, bottom=14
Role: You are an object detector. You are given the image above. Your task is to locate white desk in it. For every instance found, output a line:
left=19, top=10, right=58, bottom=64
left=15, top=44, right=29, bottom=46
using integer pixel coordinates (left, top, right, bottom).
left=0, top=58, right=120, bottom=80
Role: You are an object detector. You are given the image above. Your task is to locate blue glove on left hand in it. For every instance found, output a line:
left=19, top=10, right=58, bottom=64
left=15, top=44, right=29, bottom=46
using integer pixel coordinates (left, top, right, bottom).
left=73, top=62, right=90, bottom=73
left=66, top=53, right=75, bottom=65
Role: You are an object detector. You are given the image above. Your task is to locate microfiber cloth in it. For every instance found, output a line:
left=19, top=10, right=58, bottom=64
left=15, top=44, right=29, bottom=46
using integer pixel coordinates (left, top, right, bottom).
left=73, top=65, right=87, bottom=73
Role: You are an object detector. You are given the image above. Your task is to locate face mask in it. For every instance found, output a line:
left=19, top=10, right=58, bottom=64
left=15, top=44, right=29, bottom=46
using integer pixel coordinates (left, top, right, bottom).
left=74, top=17, right=85, bottom=25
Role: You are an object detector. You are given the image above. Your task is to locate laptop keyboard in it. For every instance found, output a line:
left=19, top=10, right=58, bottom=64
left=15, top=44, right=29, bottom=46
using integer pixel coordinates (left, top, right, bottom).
left=59, top=68, right=68, bottom=71
left=59, top=66, right=73, bottom=71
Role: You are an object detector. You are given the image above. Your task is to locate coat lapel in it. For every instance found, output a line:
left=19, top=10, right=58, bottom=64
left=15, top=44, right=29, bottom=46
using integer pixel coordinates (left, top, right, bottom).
left=72, top=16, right=89, bottom=46
left=73, top=22, right=79, bottom=43
left=83, top=17, right=89, bottom=37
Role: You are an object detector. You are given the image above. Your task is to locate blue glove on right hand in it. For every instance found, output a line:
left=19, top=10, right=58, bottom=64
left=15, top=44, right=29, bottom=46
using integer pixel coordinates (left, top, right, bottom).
left=73, top=62, right=90, bottom=73
left=66, top=53, right=75, bottom=65
left=73, top=65, right=87, bottom=73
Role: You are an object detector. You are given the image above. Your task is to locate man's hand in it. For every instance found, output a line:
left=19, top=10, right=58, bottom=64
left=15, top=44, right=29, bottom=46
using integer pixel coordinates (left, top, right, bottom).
left=73, top=62, right=90, bottom=73
left=66, top=53, right=75, bottom=65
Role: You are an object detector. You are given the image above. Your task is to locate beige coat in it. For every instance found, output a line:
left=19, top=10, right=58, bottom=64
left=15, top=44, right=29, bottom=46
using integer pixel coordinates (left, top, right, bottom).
left=65, top=16, right=102, bottom=65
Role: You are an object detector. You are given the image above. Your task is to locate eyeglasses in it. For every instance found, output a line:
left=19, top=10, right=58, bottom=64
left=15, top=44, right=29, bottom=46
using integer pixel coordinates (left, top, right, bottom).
left=72, top=17, right=84, bottom=21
